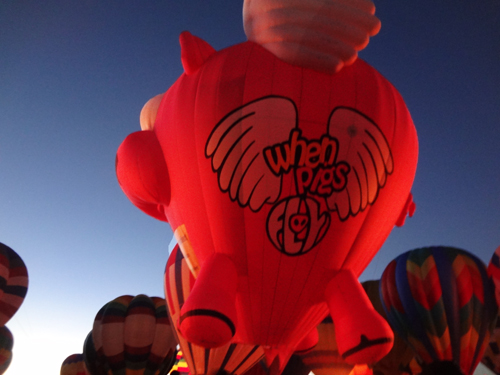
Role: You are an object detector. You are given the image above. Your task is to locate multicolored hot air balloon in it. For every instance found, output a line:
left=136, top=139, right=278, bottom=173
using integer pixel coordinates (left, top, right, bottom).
left=164, top=245, right=266, bottom=375
left=380, top=246, right=498, bottom=375
left=0, top=243, right=28, bottom=326
left=85, top=295, right=178, bottom=375
left=117, top=0, right=418, bottom=369
left=61, top=353, right=88, bottom=375
left=170, top=351, right=189, bottom=375
left=0, top=326, right=13, bottom=375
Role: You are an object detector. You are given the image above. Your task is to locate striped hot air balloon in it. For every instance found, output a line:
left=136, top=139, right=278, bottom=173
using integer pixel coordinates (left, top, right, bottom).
left=86, top=295, right=178, bottom=375
left=83, top=331, right=107, bottom=375
left=380, top=246, right=498, bottom=375
left=0, top=326, right=13, bottom=375
left=164, top=245, right=265, bottom=375
left=170, top=351, right=189, bottom=375
left=0, top=243, right=28, bottom=326
left=61, top=353, right=88, bottom=375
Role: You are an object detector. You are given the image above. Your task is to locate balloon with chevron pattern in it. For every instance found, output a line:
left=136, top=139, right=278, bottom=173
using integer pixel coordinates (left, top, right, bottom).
left=379, top=246, right=498, bottom=375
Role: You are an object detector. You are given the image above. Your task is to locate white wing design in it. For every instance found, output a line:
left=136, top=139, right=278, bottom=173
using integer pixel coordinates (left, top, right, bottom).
left=326, top=107, right=393, bottom=220
left=205, top=96, right=297, bottom=211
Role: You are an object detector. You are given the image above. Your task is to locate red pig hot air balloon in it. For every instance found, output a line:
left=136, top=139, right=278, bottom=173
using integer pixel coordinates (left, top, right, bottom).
left=0, top=243, right=28, bottom=326
left=116, top=1, right=418, bottom=369
left=380, top=246, right=498, bottom=375
left=87, top=295, right=178, bottom=375
left=165, top=244, right=266, bottom=375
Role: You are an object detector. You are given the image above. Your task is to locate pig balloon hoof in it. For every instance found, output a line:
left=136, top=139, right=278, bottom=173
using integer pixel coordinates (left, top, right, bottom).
left=325, top=270, right=393, bottom=364
left=178, top=253, right=238, bottom=348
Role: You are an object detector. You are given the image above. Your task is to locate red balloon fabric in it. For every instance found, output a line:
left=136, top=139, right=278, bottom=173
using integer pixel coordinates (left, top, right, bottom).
left=117, top=30, right=418, bottom=368
left=0, top=243, right=28, bottom=326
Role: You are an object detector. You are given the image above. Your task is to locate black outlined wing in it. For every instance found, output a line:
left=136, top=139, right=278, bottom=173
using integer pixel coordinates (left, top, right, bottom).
left=326, top=107, right=393, bottom=220
left=206, top=96, right=297, bottom=211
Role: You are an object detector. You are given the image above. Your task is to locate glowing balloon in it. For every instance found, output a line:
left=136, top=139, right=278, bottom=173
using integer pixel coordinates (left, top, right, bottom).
left=116, top=5, right=418, bottom=369
left=164, top=245, right=266, bottom=375
left=0, top=243, right=28, bottom=326
left=380, top=246, right=498, bottom=375
left=0, top=326, right=13, bottom=375
left=243, top=0, right=381, bottom=74
left=85, top=295, right=178, bottom=375
left=61, top=353, right=88, bottom=375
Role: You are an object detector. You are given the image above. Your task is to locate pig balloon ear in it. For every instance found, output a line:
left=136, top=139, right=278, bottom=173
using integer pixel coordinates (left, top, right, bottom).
left=180, top=31, right=216, bottom=75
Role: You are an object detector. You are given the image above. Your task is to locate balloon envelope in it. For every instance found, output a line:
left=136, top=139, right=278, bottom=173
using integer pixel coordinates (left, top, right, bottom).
left=0, top=243, right=28, bottom=326
left=380, top=246, right=498, bottom=375
left=61, top=353, right=88, bottom=375
left=0, top=326, right=13, bottom=375
left=86, top=295, right=178, bottom=375
left=243, top=0, right=381, bottom=74
left=117, top=28, right=418, bottom=367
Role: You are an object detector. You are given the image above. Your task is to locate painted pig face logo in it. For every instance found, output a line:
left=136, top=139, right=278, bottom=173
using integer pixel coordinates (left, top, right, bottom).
left=267, top=196, right=330, bottom=255
left=206, top=96, right=393, bottom=256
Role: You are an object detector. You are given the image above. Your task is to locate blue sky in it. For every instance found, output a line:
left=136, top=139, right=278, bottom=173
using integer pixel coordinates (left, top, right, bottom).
left=0, top=1, right=499, bottom=374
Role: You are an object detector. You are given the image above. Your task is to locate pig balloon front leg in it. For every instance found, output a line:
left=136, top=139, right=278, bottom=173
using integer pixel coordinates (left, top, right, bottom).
left=178, top=253, right=238, bottom=348
left=325, top=270, right=393, bottom=364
